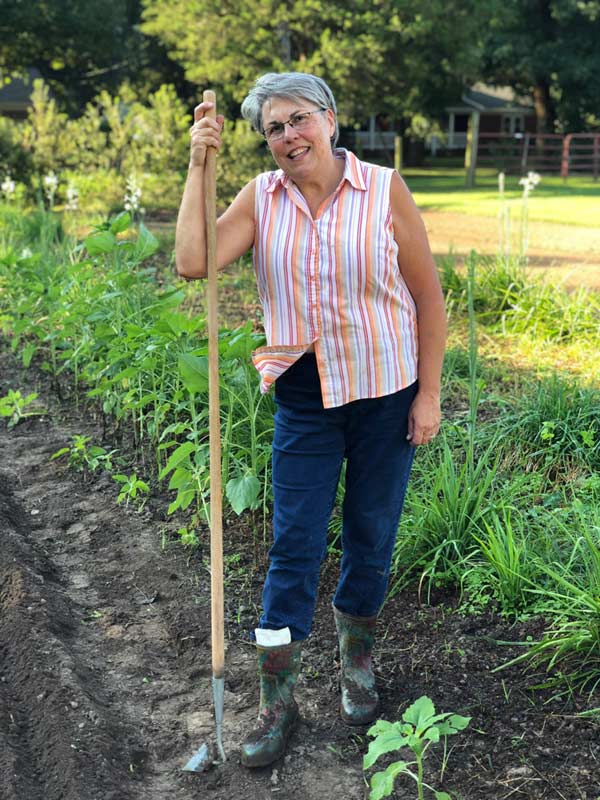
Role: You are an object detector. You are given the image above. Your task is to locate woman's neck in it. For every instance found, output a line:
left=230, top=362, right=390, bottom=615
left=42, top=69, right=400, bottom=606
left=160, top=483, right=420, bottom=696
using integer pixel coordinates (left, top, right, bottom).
left=294, top=153, right=345, bottom=216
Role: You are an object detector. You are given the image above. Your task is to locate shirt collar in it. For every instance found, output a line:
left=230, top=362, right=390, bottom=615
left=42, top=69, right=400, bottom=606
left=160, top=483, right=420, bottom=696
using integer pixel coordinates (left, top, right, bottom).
left=265, top=148, right=367, bottom=193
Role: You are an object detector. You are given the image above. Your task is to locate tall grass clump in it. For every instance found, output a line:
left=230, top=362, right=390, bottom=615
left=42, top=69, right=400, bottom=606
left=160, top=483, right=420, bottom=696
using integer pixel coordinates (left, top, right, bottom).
left=472, top=511, right=532, bottom=615
left=499, top=506, right=600, bottom=695
left=439, top=252, right=600, bottom=343
left=390, top=252, right=502, bottom=597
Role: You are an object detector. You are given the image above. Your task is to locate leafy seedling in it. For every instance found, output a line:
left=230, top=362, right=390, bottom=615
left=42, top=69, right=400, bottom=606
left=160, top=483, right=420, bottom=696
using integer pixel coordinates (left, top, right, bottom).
left=0, top=390, right=44, bottom=428
left=364, top=695, right=470, bottom=800
left=52, top=434, right=116, bottom=473
left=113, top=472, right=150, bottom=510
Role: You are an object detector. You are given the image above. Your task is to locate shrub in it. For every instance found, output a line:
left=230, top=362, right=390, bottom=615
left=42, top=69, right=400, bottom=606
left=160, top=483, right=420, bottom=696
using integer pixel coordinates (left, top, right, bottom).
left=0, top=117, right=33, bottom=185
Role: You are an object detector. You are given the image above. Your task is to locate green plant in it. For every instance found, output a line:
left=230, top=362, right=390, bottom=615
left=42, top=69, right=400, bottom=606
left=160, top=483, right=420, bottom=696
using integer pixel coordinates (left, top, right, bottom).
left=0, top=389, right=44, bottom=427
left=438, top=248, right=600, bottom=344
left=390, top=436, right=497, bottom=595
left=178, top=526, right=200, bottom=548
left=364, top=695, right=470, bottom=800
left=498, top=511, right=600, bottom=694
left=498, top=374, right=600, bottom=472
left=159, top=438, right=210, bottom=520
left=113, top=472, right=150, bottom=510
left=51, top=434, right=116, bottom=473
left=473, top=511, right=529, bottom=615
left=390, top=253, right=499, bottom=596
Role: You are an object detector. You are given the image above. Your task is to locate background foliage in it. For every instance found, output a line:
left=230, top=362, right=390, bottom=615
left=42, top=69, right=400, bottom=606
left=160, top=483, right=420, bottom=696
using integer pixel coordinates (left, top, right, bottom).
left=2, top=0, right=599, bottom=140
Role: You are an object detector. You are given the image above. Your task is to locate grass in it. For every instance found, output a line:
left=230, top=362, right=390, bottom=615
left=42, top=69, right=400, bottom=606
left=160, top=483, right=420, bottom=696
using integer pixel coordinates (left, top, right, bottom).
left=403, top=167, right=600, bottom=227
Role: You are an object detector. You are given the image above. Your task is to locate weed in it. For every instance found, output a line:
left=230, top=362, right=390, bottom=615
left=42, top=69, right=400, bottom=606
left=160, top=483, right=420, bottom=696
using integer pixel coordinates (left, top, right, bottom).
left=177, top=526, right=199, bottom=548
left=113, top=472, right=150, bottom=510
left=498, top=374, right=600, bottom=472
left=473, top=511, right=530, bottom=615
left=497, top=515, right=600, bottom=694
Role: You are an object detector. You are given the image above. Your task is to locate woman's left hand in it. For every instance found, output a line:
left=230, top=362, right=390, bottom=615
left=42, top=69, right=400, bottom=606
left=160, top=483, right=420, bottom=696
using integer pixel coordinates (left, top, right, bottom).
left=406, top=390, right=441, bottom=446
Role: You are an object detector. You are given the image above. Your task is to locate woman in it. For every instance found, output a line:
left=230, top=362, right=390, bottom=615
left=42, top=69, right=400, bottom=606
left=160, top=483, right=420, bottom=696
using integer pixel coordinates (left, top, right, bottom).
left=176, top=72, right=446, bottom=768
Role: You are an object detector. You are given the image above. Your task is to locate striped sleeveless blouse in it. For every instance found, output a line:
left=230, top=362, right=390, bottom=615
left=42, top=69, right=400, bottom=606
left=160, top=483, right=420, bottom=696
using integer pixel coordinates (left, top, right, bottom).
left=251, top=148, right=418, bottom=409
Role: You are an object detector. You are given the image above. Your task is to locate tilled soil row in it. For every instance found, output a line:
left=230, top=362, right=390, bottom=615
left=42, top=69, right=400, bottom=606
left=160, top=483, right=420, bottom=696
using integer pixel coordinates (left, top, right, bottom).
left=0, top=426, right=213, bottom=800
left=0, top=471, right=126, bottom=800
left=0, top=360, right=364, bottom=800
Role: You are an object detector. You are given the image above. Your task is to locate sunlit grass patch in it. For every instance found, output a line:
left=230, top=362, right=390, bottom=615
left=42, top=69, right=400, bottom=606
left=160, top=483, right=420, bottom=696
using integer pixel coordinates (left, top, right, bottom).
left=405, top=168, right=600, bottom=227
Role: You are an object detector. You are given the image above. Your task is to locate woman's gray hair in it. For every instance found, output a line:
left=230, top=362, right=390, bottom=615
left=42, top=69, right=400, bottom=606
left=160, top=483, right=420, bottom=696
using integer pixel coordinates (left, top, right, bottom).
left=241, top=72, right=339, bottom=147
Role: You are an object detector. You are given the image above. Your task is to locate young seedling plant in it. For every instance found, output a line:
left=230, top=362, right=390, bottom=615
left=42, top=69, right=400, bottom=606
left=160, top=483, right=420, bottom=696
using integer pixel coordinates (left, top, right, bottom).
left=0, top=389, right=44, bottom=428
left=364, top=695, right=470, bottom=800
left=52, top=434, right=116, bottom=473
left=113, top=472, right=150, bottom=511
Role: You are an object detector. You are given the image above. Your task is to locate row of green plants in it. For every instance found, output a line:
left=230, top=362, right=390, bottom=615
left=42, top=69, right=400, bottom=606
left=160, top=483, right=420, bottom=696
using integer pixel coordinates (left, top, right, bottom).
left=1, top=204, right=599, bottom=797
left=0, top=205, right=274, bottom=543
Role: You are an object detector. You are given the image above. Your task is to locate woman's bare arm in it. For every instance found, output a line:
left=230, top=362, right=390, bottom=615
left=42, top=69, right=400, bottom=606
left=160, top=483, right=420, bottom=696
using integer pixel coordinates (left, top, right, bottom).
left=175, top=101, right=256, bottom=279
left=390, top=171, right=447, bottom=446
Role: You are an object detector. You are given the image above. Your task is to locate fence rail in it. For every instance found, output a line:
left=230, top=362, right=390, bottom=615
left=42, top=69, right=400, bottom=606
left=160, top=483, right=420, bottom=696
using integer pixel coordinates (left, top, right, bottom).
left=475, top=132, right=600, bottom=179
left=354, top=131, right=397, bottom=151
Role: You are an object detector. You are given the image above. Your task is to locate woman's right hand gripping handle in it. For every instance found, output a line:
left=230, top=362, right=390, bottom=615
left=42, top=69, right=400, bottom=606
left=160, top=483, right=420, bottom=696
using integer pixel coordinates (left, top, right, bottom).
left=175, top=101, right=225, bottom=279
left=189, top=101, right=224, bottom=168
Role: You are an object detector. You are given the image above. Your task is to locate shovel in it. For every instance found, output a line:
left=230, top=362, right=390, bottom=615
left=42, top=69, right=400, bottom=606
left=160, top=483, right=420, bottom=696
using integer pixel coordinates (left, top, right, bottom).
left=183, top=89, right=226, bottom=772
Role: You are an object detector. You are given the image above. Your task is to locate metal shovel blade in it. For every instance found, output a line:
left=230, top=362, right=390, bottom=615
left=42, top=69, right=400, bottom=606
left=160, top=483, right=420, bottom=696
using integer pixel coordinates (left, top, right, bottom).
left=182, top=742, right=213, bottom=773
left=182, top=676, right=226, bottom=772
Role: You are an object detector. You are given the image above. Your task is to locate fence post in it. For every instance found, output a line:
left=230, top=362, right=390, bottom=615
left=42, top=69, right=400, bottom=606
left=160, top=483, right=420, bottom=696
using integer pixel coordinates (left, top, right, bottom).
left=520, top=133, right=531, bottom=172
left=561, top=134, right=571, bottom=182
left=394, top=136, right=403, bottom=173
left=354, top=132, right=363, bottom=159
left=594, top=135, right=599, bottom=182
left=465, top=111, right=480, bottom=187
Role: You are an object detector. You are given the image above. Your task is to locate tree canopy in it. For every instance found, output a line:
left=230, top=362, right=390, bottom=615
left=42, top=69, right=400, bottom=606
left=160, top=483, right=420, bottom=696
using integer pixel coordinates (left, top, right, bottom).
left=482, top=0, right=600, bottom=132
left=2, top=0, right=599, bottom=132
left=0, top=0, right=190, bottom=111
left=140, top=0, right=484, bottom=131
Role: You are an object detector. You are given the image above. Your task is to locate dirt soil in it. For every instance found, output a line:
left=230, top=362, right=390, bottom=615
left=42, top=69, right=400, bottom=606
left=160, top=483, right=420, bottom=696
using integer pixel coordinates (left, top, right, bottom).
left=1, top=345, right=600, bottom=800
left=421, top=212, right=600, bottom=291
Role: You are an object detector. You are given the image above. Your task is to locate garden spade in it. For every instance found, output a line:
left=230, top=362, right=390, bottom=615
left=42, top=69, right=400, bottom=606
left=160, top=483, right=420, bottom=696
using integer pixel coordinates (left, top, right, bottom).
left=183, top=89, right=226, bottom=772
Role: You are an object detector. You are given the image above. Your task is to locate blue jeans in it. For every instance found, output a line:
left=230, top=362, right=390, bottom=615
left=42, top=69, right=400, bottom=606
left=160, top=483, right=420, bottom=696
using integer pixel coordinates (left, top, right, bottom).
left=259, top=354, right=417, bottom=641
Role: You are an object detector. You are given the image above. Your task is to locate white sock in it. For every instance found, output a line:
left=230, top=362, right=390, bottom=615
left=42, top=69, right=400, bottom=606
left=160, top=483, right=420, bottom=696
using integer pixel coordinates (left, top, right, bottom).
left=255, top=627, right=292, bottom=646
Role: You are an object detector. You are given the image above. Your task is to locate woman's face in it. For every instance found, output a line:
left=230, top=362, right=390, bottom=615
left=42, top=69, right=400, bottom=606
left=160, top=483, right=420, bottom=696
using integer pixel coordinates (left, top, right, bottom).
left=261, top=96, right=336, bottom=179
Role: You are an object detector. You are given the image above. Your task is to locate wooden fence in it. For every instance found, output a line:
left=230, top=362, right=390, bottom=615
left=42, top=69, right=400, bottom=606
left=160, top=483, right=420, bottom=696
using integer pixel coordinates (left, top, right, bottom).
left=474, top=132, right=600, bottom=180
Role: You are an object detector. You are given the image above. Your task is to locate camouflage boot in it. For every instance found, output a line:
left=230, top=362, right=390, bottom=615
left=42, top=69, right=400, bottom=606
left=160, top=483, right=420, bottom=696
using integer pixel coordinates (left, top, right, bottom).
left=333, top=606, right=379, bottom=725
left=240, top=642, right=301, bottom=768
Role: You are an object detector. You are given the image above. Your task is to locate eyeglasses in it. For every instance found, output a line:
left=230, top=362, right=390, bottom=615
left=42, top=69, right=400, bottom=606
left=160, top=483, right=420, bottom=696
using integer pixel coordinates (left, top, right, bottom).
left=263, top=109, right=327, bottom=141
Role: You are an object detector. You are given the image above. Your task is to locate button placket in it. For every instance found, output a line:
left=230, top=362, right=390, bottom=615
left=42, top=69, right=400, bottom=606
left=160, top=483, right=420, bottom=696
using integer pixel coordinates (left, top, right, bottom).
left=307, top=222, right=320, bottom=339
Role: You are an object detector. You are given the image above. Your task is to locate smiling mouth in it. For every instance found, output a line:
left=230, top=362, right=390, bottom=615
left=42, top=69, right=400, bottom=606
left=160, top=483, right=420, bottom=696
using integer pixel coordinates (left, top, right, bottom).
left=288, top=147, right=309, bottom=159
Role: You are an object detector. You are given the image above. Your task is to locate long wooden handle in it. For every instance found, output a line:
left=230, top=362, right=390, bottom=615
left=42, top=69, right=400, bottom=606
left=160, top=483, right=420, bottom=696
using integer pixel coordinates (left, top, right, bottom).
left=203, top=89, right=224, bottom=680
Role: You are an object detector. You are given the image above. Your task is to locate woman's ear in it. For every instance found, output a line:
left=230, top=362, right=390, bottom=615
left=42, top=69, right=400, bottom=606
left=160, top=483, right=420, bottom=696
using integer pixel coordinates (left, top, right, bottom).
left=326, top=109, right=336, bottom=144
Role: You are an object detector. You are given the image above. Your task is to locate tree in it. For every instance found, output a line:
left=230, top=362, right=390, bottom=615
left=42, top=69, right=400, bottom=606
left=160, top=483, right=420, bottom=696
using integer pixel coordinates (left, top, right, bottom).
left=482, top=0, right=600, bottom=132
left=140, top=0, right=486, bottom=131
left=0, top=0, right=191, bottom=112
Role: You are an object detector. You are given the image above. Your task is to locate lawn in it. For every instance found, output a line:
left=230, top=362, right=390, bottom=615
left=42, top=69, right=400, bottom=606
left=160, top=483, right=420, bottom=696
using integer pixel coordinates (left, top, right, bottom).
left=403, top=167, right=600, bottom=227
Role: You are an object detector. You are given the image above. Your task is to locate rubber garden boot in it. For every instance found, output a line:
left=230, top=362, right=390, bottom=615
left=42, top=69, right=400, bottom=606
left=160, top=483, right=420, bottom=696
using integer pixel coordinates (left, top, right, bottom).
left=333, top=605, right=379, bottom=725
left=241, top=642, right=301, bottom=768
